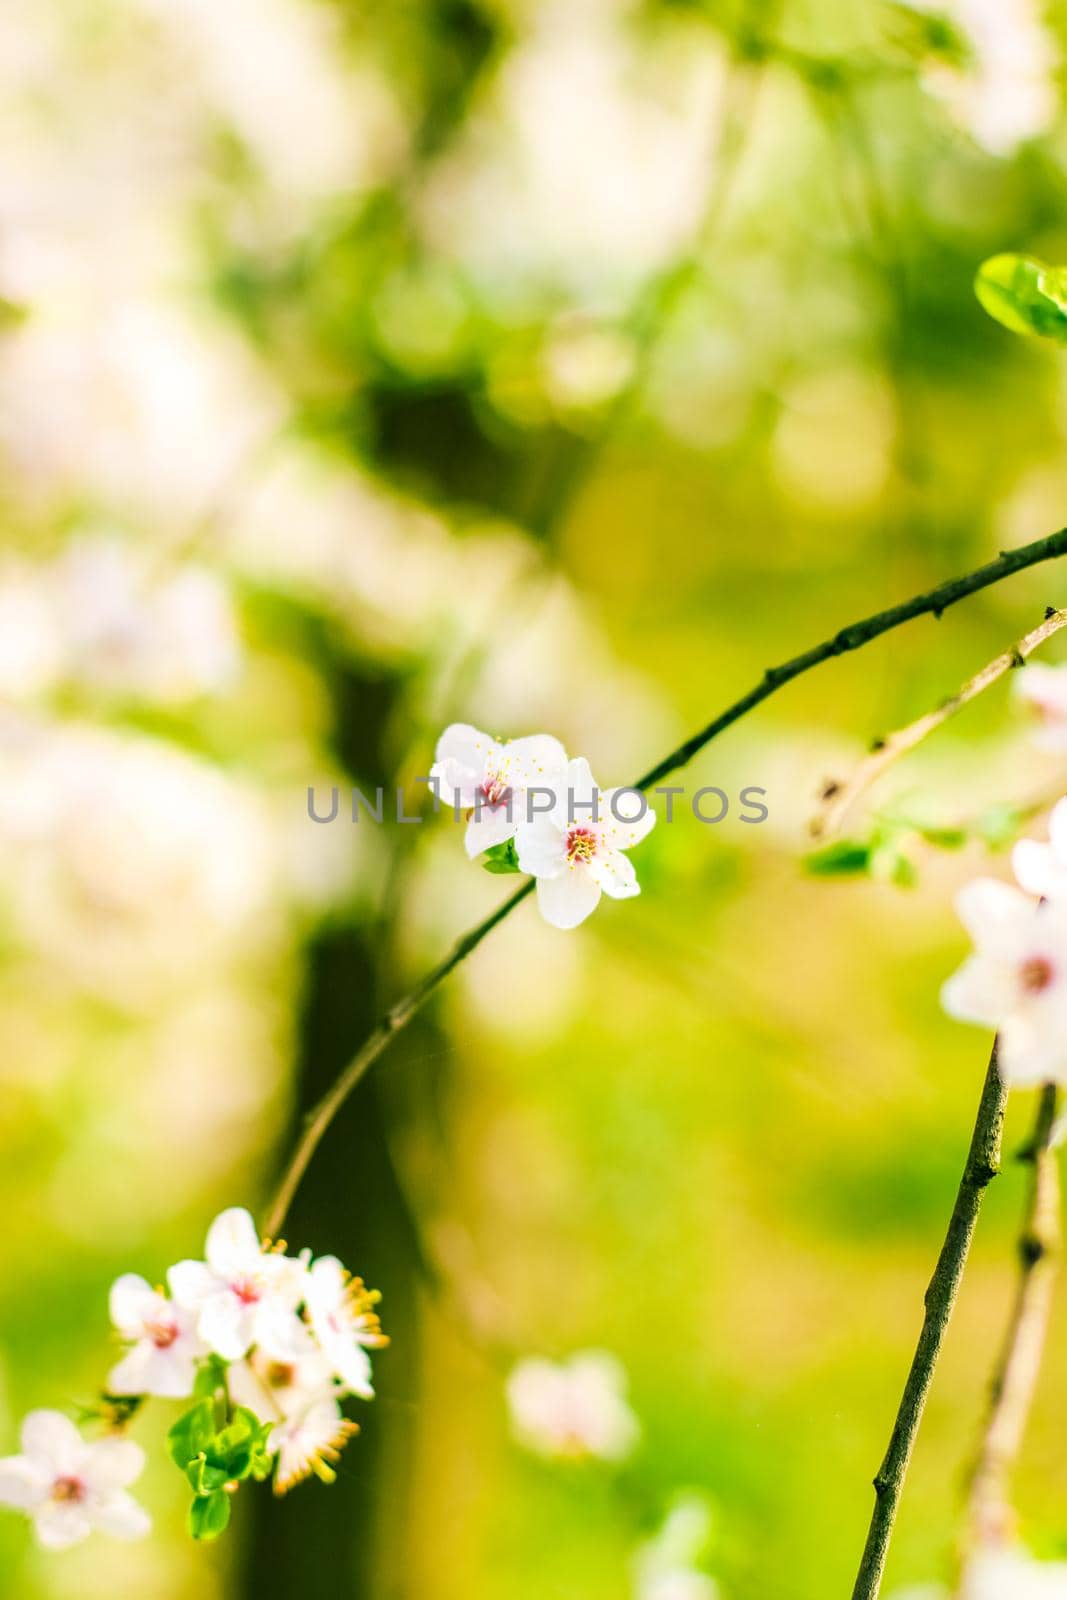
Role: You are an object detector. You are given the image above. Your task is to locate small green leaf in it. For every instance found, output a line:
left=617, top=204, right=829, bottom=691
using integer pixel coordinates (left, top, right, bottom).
left=871, top=845, right=919, bottom=888
left=482, top=839, right=521, bottom=875
left=975, top=254, right=1067, bottom=344
left=193, top=1356, right=228, bottom=1400
left=186, top=1456, right=229, bottom=1495
left=805, top=841, right=872, bottom=877
left=168, top=1400, right=216, bottom=1468
left=916, top=825, right=967, bottom=850
left=188, top=1489, right=232, bottom=1541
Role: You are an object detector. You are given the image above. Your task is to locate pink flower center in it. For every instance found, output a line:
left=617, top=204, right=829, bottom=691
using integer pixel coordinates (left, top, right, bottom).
left=51, top=1476, right=86, bottom=1504
left=565, top=826, right=598, bottom=865
left=146, top=1317, right=179, bottom=1350
left=480, top=773, right=512, bottom=810
left=1020, top=956, right=1055, bottom=995
left=231, top=1277, right=262, bottom=1306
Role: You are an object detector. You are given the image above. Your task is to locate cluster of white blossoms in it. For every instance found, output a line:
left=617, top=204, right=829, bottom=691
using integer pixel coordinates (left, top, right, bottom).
left=942, top=796, right=1067, bottom=1086
left=0, top=1208, right=386, bottom=1549
left=506, top=1351, right=640, bottom=1461
left=507, top=1355, right=721, bottom=1596
left=432, top=724, right=656, bottom=930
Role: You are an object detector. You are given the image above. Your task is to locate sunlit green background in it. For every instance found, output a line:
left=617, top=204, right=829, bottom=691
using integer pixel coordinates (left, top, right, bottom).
left=4, top=1, right=1067, bottom=1596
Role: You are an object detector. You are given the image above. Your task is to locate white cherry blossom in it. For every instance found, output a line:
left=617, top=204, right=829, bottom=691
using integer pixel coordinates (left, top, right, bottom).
left=228, top=1344, right=356, bottom=1494
left=107, top=1273, right=208, bottom=1399
left=304, top=1256, right=387, bottom=1399
left=168, top=1207, right=308, bottom=1362
left=912, top=0, right=1057, bottom=156
left=506, top=1351, right=639, bottom=1462
left=942, top=877, right=1067, bottom=1085
left=0, top=1410, right=149, bottom=1550
left=1016, top=663, right=1067, bottom=751
left=430, top=723, right=568, bottom=859
left=962, top=1544, right=1067, bottom=1598
left=1014, top=797, right=1067, bottom=901
left=634, top=1496, right=718, bottom=1600
left=516, top=757, right=656, bottom=929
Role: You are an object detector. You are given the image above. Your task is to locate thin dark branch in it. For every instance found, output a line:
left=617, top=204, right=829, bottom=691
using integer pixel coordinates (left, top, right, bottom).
left=850, top=1046, right=1009, bottom=1600
left=267, top=527, right=1067, bottom=1234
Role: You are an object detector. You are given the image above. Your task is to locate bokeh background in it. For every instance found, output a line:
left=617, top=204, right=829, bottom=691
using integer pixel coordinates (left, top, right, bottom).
left=4, top=1, right=1067, bottom=1596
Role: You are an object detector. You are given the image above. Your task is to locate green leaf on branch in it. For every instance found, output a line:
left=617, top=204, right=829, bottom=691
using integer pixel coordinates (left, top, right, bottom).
left=186, top=1457, right=230, bottom=1495
left=192, top=1356, right=229, bottom=1400
left=482, top=838, right=521, bottom=874
left=975, top=254, right=1067, bottom=344
left=188, top=1489, right=232, bottom=1541
left=805, top=840, right=872, bottom=877
left=167, top=1400, right=217, bottom=1468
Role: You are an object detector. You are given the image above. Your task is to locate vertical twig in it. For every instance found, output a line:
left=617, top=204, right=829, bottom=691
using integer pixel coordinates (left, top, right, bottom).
left=965, top=1083, right=1062, bottom=1549
left=850, top=1046, right=1009, bottom=1600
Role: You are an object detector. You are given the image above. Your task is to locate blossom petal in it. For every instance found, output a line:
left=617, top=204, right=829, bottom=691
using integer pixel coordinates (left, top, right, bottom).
left=0, top=1457, right=46, bottom=1510
left=464, top=805, right=518, bottom=859
left=332, top=1340, right=375, bottom=1400
left=108, top=1274, right=159, bottom=1336
left=955, top=878, right=1034, bottom=948
left=273, top=1398, right=354, bottom=1496
left=536, top=869, right=601, bottom=930
left=589, top=848, right=639, bottom=899
left=86, top=1437, right=145, bottom=1492
left=564, top=757, right=600, bottom=815
left=1013, top=838, right=1060, bottom=898
left=32, top=1502, right=92, bottom=1550
left=502, top=735, right=569, bottom=788
left=20, top=1411, right=84, bottom=1475
left=107, top=1345, right=197, bottom=1401
left=90, top=1491, right=151, bottom=1541
left=205, top=1207, right=262, bottom=1277
left=197, top=1294, right=252, bottom=1361
left=941, top=956, right=1014, bottom=1028
left=515, top=817, right=566, bottom=879
left=431, top=724, right=500, bottom=804
left=166, top=1260, right=218, bottom=1309
left=1049, top=796, right=1067, bottom=859
left=600, top=789, right=656, bottom=850
left=254, top=1302, right=315, bottom=1361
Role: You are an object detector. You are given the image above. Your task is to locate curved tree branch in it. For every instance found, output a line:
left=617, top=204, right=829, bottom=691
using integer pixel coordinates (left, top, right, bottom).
left=812, top=607, right=1067, bottom=840
left=965, top=1082, right=1062, bottom=1551
left=850, top=1046, right=1009, bottom=1600
left=266, top=524, right=1067, bottom=1236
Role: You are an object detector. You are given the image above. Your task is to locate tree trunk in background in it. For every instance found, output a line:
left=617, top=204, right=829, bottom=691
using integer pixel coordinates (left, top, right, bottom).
left=239, top=664, right=434, bottom=1600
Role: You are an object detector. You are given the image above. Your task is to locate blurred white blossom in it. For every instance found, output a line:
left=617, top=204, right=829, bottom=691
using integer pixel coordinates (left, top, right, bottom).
left=1016, top=663, right=1067, bottom=751
left=421, top=2, right=727, bottom=296
left=506, top=1351, right=639, bottom=1461
left=912, top=0, right=1058, bottom=155
left=942, top=873, right=1067, bottom=1085
left=0, top=1411, right=149, bottom=1550
left=962, top=1545, right=1067, bottom=1597
left=634, top=1496, right=719, bottom=1600
left=0, top=717, right=279, bottom=998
